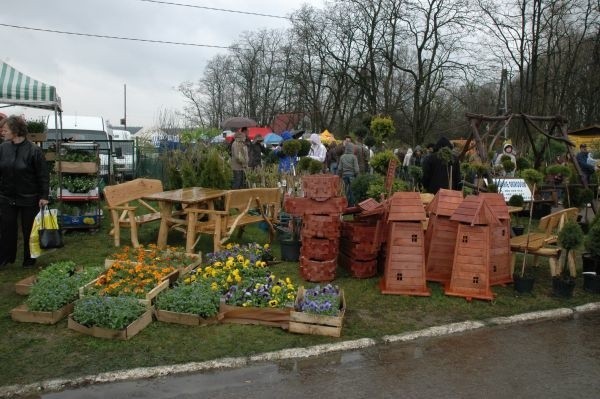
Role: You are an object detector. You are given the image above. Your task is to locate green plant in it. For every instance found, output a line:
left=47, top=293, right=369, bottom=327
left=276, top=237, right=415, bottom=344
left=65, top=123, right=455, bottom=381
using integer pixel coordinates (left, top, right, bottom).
left=370, top=115, right=394, bottom=142
left=61, top=175, right=98, bottom=193
left=26, top=120, right=46, bottom=134
left=366, top=175, right=407, bottom=199
left=557, top=220, right=584, bottom=278
left=516, top=157, right=531, bottom=171
left=508, top=194, right=524, bottom=207
left=297, top=157, right=323, bottom=174
left=297, top=139, right=311, bottom=157
left=156, top=281, right=220, bottom=318
left=501, top=158, right=515, bottom=174
left=72, top=296, right=146, bottom=330
left=282, top=139, right=302, bottom=157
left=518, top=168, right=545, bottom=278
left=26, top=262, right=102, bottom=312
left=198, top=147, right=232, bottom=189
left=61, top=150, right=97, bottom=162
left=370, top=150, right=397, bottom=175
left=584, top=222, right=600, bottom=258
left=297, top=284, right=341, bottom=316
left=351, top=173, right=378, bottom=203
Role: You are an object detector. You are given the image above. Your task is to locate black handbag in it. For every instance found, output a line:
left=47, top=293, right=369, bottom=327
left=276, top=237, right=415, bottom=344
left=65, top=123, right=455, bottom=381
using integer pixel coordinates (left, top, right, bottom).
left=39, top=206, right=64, bottom=249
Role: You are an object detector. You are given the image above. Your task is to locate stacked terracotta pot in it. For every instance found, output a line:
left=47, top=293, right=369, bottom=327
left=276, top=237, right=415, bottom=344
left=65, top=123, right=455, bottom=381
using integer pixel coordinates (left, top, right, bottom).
left=339, top=220, right=379, bottom=278
left=284, top=175, right=347, bottom=282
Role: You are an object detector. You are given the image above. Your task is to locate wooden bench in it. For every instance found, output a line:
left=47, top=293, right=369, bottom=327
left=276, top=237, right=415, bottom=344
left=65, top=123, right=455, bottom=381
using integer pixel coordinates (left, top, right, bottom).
left=104, top=178, right=165, bottom=247
left=510, top=207, right=579, bottom=276
left=184, top=187, right=282, bottom=253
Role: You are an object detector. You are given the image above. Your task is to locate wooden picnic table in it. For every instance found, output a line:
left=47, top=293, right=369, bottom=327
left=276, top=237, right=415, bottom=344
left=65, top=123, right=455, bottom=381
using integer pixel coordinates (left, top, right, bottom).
left=143, top=187, right=229, bottom=252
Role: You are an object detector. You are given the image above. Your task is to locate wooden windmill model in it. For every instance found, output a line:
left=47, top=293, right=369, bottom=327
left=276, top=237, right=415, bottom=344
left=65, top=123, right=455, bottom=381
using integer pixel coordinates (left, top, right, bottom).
left=380, top=192, right=430, bottom=296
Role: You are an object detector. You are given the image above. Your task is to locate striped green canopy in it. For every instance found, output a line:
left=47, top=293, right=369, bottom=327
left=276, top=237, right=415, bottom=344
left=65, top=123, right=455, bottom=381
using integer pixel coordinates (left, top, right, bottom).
left=0, top=61, right=62, bottom=111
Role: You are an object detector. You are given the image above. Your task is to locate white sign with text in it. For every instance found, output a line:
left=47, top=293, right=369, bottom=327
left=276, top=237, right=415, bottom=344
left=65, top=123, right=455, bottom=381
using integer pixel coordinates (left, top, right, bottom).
left=487, top=178, right=532, bottom=202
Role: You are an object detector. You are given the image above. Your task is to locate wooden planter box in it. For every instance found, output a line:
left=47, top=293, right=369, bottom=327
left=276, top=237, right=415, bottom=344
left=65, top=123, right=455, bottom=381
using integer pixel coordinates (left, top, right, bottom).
left=15, top=275, right=37, bottom=295
left=218, top=300, right=291, bottom=329
left=299, top=256, right=337, bottom=282
left=289, top=287, right=345, bottom=337
left=10, top=302, right=74, bottom=324
left=302, top=174, right=340, bottom=201
left=300, top=236, right=339, bottom=261
left=154, top=309, right=218, bottom=326
left=55, top=161, right=98, bottom=174
left=67, top=309, right=153, bottom=340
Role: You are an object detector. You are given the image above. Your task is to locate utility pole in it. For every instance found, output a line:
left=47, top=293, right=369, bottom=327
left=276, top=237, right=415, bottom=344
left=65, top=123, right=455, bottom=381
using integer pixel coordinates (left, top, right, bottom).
left=502, top=69, right=508, bottom=139
left=120, top=83, right=127, bottom=131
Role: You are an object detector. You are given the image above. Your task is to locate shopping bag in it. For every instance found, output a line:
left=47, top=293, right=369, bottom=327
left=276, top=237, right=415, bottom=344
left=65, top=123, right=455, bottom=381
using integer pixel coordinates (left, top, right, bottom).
left=38, top=206, right=64, bottom=249
left=29, top=211, right=43, bottom=258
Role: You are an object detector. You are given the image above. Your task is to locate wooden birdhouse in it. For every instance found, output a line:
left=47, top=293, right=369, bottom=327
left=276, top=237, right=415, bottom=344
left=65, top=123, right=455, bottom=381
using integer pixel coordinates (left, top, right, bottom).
left=479, top=193, right=512, bottom=286
left=444, top=195, right=501, bottom=301
left=380, top=192, right=430, bottom=296
left=424, top=189, right=463, bottom=285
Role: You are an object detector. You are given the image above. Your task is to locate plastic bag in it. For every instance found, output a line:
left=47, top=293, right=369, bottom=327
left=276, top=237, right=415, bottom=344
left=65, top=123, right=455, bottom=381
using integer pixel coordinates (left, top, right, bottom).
left=29, top=207, right=60, bottom=258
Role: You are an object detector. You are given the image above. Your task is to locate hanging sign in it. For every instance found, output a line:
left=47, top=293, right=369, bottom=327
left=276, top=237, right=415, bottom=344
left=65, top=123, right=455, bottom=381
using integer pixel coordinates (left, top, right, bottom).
left=487, top=178, right=532, bottom=202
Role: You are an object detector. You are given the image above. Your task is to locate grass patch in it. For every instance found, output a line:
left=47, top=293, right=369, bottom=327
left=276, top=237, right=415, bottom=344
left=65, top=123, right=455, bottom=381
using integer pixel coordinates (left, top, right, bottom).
left=0, top=203, right=597, bottom=387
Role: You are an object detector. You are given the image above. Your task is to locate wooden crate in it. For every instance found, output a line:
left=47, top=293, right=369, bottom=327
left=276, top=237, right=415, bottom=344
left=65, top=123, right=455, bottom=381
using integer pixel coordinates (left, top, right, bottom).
left=54, top=161, right=98, bottom=174
left=154, top=309, right=218, bottom=326
left=219, top=300, right=291, bottom=329
left=15, top=275, right=37, bottom=295
left=10, top=302, right=74, bottom=324
left=67, top=309, right=153, bottom=340
left=27, top=132, right=47, bottom=142
left=289, top=287, right=345, bottom=337
left=79, top=278, right=168, bottom=307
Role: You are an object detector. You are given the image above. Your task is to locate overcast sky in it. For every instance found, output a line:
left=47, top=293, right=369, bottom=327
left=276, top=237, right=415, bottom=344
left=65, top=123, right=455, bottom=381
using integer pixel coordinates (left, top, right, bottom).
left=1, top=0, right=323, bottom=128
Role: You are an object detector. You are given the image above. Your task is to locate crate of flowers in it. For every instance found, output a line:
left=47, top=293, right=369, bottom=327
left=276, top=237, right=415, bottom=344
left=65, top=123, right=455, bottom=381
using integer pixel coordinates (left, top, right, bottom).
left=80, top=259, right=175, bottom=306
left=68, top=296, right=152, bottom=340
left=220, top=273, right=297, bottom=329
left=11, top=261, right=102, bottom=324
left=104, top=245, right=202, bottom=284
left=154, top=280, right=220, bottom=326
left=289, top=284, right=346, bottom=337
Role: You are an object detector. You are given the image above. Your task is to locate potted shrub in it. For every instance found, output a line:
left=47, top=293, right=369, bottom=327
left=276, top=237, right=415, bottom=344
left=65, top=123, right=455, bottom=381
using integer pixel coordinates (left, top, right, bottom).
left=278, top=214, right=302, bottom=262
left=554, top=220, right=584, bottom=298
left=513, top=168, right=544, bottom=293
left=508, top=194, right=525, bottom=236
left=582, top=219, right=600, bottom=293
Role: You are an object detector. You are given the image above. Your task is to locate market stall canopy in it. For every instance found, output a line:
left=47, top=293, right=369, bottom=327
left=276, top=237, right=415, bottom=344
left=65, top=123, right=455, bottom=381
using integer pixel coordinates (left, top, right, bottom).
left=221, top=116, right=258, bottom=129
left=320, top=129, right=336, bottom=144
left=0, top=62, right=62, bottom=111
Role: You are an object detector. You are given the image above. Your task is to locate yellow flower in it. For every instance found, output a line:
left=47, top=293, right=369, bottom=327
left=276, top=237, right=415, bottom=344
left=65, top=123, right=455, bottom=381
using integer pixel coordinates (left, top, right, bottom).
left=287, top=292, right=295, bottom=300
left=226, top=243, right=233, bottom=249
left=235, top=275, right=242, bottom=283
left=226, top=275, right=233, bottom=283
left=236, top=255, right=244, bottom=262
left=285, top=277, right=292, bottom=285
left=268, top=299, right=278, bottom=307
left=244, top=259, right=250, bottom=266
left=264, top=243, right=270, bottom=249
left=287, top=284, right=294, bottom=290
left=210, top=282, right=219, bottom=291
left=272, top=285, right=282, bottom=294
left=183, top=277, right=191, bottom=284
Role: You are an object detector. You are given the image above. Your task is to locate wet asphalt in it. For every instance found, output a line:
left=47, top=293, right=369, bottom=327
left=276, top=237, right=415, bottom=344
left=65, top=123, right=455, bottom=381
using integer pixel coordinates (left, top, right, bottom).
left=39, top=310, right=600, bottom=399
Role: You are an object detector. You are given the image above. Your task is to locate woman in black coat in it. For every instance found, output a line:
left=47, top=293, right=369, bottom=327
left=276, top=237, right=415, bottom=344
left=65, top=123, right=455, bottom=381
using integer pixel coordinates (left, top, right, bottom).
left=0, top=116, right=49, bottom=268
left=421, top=137, right=461, bottom=194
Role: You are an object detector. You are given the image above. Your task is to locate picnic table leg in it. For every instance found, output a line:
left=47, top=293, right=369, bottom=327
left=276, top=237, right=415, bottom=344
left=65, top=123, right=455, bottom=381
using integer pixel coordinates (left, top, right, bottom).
left=186, top=211, right=197, bottom=254
left=157, top=201, right=173, bottom=249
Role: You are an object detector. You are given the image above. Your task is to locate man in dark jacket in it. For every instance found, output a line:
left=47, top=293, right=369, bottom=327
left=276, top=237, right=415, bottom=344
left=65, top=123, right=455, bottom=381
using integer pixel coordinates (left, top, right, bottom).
left=421, top=137, right=461, bottom=194
left=247, top=135, right=266, bottom=169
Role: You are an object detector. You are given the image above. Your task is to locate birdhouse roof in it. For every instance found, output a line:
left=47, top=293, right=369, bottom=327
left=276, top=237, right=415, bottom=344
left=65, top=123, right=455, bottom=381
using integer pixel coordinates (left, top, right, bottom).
left=387, top=192, right=427, bottom=222
left=450, top=195, right=501, bottom=226
left=479, top=193, right=510, bottom=220
left=426, top=189, right=464, bottom=216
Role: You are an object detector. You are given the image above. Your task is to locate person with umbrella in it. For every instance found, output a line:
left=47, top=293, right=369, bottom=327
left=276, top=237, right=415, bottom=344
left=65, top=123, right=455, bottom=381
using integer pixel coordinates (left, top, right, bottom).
left=231, top=127, right=249, bottom=189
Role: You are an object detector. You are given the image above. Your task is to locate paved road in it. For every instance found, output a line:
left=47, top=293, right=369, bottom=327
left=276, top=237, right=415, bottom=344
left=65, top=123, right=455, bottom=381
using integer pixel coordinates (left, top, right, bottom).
left=43, top=311, right=600, bottom=399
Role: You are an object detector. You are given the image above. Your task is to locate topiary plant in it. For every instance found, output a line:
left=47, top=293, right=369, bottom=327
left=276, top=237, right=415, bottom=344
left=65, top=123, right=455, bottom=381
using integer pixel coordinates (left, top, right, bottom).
left=557, top=220, right=584, bottom=280
left=370, top=150, right=396, bottom=175
left=282, top=139, right=302, bottom=157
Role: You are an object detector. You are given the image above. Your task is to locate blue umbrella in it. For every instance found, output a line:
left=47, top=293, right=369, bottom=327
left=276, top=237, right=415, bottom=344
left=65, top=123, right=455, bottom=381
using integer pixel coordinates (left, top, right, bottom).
left=264, top=132, right=283, bottom=145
